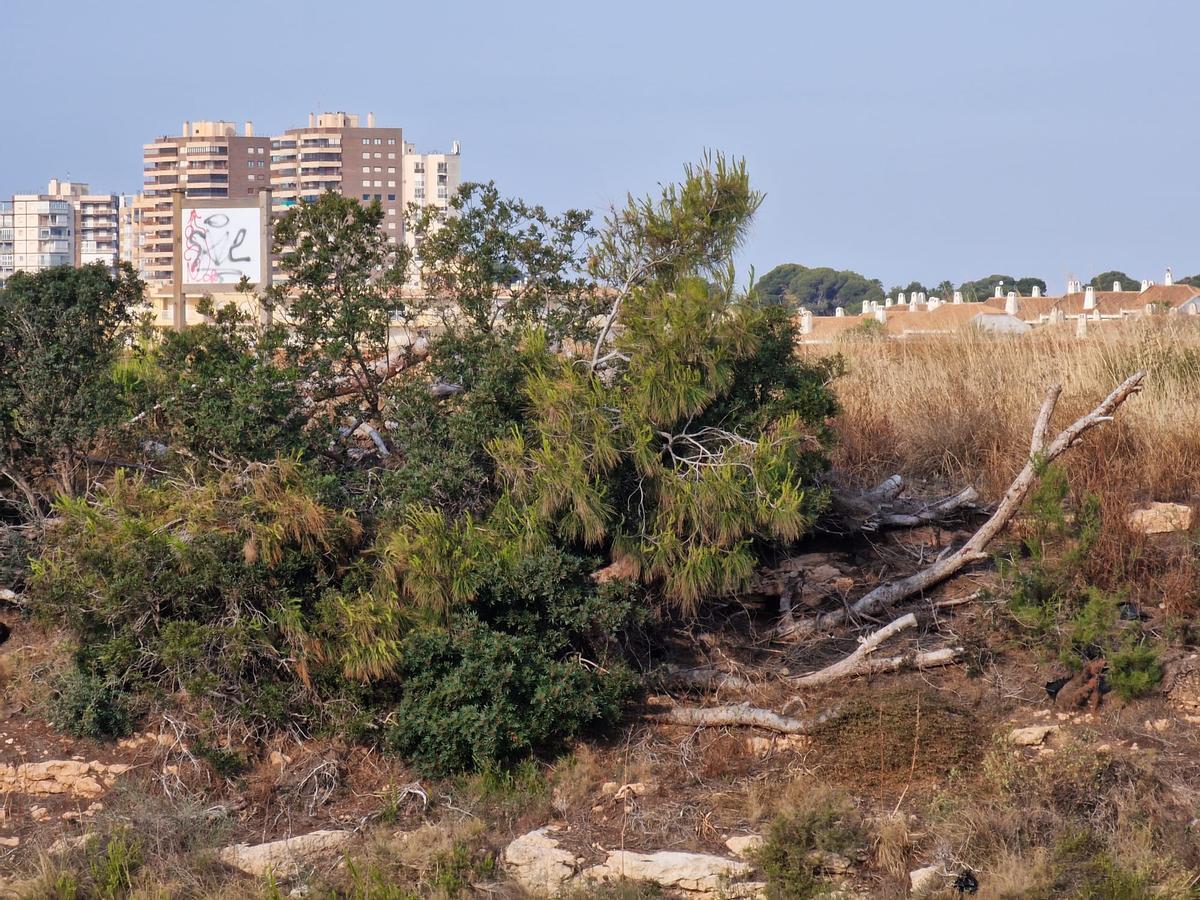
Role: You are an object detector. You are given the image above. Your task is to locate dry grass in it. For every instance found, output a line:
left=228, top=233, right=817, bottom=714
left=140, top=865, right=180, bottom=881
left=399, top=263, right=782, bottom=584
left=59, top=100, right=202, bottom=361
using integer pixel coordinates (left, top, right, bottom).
left=817, top=320, right=1200, bottom=614
left=814, top=320, right=1200, bottom=501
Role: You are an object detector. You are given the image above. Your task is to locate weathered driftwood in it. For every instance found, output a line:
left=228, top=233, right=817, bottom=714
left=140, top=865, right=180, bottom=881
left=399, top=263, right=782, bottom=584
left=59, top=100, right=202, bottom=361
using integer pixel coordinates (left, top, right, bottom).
left=824, top=475, right=980, bottom=534
left=654, top=701, right=844, bottom=734
left=795, top=371, right=1146, bottom=635
left=789, top=613, right=962, bottom=687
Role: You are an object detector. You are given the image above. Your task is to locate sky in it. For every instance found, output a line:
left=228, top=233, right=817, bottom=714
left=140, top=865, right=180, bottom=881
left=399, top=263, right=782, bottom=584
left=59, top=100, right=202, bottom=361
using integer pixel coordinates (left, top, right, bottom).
left=2, top=0, right=1197, bottom=292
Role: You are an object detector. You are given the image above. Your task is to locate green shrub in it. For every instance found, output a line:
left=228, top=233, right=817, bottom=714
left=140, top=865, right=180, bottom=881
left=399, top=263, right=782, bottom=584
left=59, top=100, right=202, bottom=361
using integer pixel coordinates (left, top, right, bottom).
left=753, top=791, right=863, bottom=899
left=1109, top=642, right=1163, bottom=700
left=49, top=669, right=134, bottom=740
left=381, top=620, right=636, bottom=777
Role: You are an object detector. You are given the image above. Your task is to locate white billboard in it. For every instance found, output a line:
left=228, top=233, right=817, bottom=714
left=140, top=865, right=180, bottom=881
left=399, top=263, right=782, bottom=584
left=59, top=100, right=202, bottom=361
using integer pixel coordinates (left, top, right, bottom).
left=181, top=205, right=263, bottom=287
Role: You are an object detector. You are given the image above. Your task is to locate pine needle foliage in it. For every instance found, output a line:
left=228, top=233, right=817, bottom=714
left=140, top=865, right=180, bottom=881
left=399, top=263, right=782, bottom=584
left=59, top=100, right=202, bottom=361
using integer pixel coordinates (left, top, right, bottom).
left=388, top=154, right=841, bottom=614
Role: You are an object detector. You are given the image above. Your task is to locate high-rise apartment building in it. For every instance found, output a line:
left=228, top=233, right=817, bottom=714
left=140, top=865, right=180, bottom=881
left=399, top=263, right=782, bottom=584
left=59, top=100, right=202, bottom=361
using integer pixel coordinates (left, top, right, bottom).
left=0, top=180, right=123, bottom=285
left=270, top=111, right=406, bottom=241
left=44, top=179, right=121, bottom=272
left=0, top=202, right=13, bottom=285
left=270, top=112, right=461, bottom=251
left=136, top=120, right=271, bottom=301
left=6, top=191, right=75, bottom=278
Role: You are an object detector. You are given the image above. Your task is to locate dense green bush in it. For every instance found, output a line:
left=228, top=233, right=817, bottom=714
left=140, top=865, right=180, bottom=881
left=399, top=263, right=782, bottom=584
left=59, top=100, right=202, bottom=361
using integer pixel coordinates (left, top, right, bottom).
left=754, top=790, right=864, bottom=900
left=382, top=620, right=636, bottom=777
left=48, top=669, right=134, bottom=739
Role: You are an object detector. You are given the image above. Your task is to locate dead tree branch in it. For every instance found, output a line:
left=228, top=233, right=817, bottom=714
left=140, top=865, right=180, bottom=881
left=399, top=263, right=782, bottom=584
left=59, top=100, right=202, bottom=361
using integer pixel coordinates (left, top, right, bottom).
left=792, top=613, right=917, bottom=687
left=653, top=701, right=843, bottom=734
left=796, top=371, right=1146, bottom=634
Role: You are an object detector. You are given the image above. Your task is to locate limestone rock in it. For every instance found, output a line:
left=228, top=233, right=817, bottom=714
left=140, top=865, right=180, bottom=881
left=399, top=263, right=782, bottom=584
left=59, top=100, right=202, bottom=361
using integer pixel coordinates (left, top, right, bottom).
left=217, top=829, right=352, bottom=878
left=503, top=827, right=582, bottom=896
left=1127, top=502, right=1193, bottom=535
left=0, top=760, right=130, bottom=798
left=583, top=849, right=753, bottom=896
left=1008, top=725, right=1057, bottom=747
left=724, top=834, right=763, bottom=859
left=910, top=865, right=942, bottom=896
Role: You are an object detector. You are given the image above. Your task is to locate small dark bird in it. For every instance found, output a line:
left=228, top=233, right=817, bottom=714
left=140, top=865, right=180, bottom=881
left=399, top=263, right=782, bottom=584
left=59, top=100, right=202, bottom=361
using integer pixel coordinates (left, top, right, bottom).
left=0, top=621, right=10, bottom=647
left=429, top=381, right=463, bottom=400
left=953, top=869, right=979, bottom=894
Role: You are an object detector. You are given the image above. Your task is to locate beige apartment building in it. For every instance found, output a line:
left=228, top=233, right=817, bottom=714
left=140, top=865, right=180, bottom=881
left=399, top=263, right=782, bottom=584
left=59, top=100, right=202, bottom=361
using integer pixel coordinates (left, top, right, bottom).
left=136, top=121, right=271, bottom=311
left=0, top=180, right=122, bottom=285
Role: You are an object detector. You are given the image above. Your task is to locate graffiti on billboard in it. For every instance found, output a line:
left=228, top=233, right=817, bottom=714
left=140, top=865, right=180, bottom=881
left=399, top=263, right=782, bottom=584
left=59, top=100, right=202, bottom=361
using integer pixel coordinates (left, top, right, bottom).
left=182, top=206, right=262, bottom=286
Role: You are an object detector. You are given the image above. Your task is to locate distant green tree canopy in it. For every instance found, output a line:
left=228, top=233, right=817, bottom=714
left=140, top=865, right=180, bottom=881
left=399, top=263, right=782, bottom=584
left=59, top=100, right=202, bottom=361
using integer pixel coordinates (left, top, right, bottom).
left=958, top=274, right=1047, bottom=302
left=1179, top=274, right=1200, bottom=288
left=1089, top=271, right=1140, bottom=292
left=756, top=264, right=884, bottom=315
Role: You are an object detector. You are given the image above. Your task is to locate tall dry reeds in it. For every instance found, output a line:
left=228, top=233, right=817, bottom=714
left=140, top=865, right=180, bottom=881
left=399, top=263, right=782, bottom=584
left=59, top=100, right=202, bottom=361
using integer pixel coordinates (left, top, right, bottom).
left=815, top=320, right=1200, bottom=609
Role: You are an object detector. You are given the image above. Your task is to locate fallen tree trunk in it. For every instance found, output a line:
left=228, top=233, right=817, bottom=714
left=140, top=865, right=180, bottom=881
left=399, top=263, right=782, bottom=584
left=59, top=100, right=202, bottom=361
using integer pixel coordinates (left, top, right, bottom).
left=654, top=701, right=844, bottom=734
left=792, top=613, right=917, bottom=686
left=823, top=475, right=981, bottom=534
left=790, top=613, right=962, bottom=687
left=795, top=371, right=1146, bottom=635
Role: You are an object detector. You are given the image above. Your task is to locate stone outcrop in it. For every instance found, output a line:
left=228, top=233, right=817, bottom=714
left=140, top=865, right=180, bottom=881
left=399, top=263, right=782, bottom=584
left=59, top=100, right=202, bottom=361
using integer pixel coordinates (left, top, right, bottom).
left=217, top=829, right=352, bottom=878
left=582, top=849, right=755, bottom=896
left=1126, top=502, right=1193, bottom=535
left=503, top=827, right=583, bottom=896
left=0, top=760, right=130, bottom=798
left=1008, top=725, right=1058, bottom=747
left=504, top=828, right=762, bottom=898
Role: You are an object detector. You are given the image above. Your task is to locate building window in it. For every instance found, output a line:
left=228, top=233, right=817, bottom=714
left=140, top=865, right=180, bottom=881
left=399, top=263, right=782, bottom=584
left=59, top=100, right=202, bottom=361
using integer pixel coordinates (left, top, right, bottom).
left=362, top=152, right=370, bottom=159
left=374, top=167, right=382, bottom=173
left=387, top=167, right=396, bottom=174
left=388, top=222, right=396, bottom=229
left=362, top=194, right=370, bottom=201
left=387, top=152, right=395, bottom=159
left=387, top=138, right=396, bottom=145
left=374, top=194, right=382, bottom=201
left=363, top=138, right=370, bottom=144
left=373, top=152, right=381, bottom=158
left=388, top=209, right=396, bottom=215
left=387, top=181, right=396, bottom=188
left=374, top=138, right=382, bottom=145
left=387, top=194, right=396, bottom=201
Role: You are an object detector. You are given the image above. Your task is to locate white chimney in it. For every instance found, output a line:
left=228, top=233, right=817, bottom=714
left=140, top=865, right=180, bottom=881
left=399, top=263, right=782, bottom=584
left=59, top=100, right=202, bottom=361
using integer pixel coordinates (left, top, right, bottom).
left=451, top=139, right=461, bottom=155
left=886, top=297, right=895, bottom=307
left=1165, top=267, right=1174, bottom=286
left=368, top=111, right=376, bottom=128
left=929, top=297, right=941, bottom=309
left=875, top=307, right=888, bottom=324
left=1032, top=286, right=1041, bottom=298
left=799, top=310, right=813, bottom=335
left=953, top=290, right=963, bottom=304
left=919, top=292, right=927, bottom=303
left=245, top=120, right=254, bottom=136
left=994, top=284, right=1004, bottom=298
left=1140, top=279, right=1150, bottom=292
left=182, top=120, right=191, bottom=137
left=1005, top=292, right=1018, bottom=316
left=835, top=306, right=845, bottom=317
left=308, top=112, right=315, bottom=128
left=908, top=297, right=919, bottom=312
left=897, top=292, right=906, bottom=305
left=1076, top=310, right=1088, bottom=337
left=1113, top=280, right=1122, bottom=292
left=1084, top=285, right=1096, bottom=310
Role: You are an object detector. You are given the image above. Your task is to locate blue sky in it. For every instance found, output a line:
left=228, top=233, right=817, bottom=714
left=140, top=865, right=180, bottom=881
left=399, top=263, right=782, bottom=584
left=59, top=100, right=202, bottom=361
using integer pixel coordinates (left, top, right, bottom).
left=2, top=0, right=1196, bottom=291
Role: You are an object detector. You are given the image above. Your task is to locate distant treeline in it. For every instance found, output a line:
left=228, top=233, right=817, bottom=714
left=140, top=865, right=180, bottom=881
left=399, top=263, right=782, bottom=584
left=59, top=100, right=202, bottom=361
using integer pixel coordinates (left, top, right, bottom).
left=756, top=265, right=1200, bottom=315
